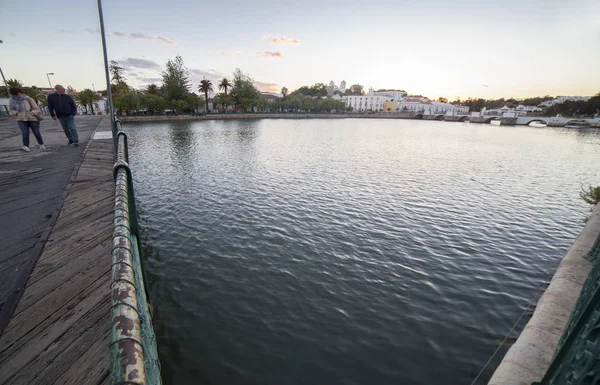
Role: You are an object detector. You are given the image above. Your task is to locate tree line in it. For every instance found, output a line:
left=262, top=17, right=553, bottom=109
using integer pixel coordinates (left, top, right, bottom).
left=110, top=56, right=269, bottom=115
left=450, top=94, right=600, bottom=117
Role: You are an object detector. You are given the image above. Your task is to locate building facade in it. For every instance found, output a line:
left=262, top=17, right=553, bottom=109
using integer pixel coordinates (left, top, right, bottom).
left=374, top=90, right=407, bottom=100
left=383, top=98, right=469, bottom=115
left=344, top=95, right=387, bottom=111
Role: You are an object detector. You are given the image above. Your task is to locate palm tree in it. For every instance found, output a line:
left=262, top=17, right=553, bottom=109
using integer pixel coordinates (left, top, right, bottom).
left=75, top=92, right=90, bottom=114
left=0, top=79, right=25, bottom=97
left=76, top=89, right=99, bottom=114
left=199, top=79, right=214, bottom=113
left=219, top=78, right=232, bottom=96
left=281, top=87, right=289, bottom=97
left=146, top=84, right=159, bottom=95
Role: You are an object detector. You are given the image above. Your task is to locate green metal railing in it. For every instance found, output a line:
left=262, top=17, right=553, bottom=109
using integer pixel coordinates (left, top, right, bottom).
left=533, top=229, right=600, bottom=384
left=110, top=115, right=162, bottom=385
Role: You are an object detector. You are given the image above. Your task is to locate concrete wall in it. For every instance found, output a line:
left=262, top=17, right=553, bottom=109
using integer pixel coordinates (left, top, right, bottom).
left=488, top=206, right=600, bottom=385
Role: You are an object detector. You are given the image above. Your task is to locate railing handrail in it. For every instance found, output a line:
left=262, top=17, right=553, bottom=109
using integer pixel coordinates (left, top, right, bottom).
left=110, top=114, right=161, bottom=385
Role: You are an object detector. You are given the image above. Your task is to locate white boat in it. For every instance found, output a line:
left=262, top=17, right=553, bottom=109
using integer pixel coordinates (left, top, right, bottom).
left=565, top=121, right=590, bottom=129
left=490, top=119, right=501, bottom=126
left=529, top=122, right=547, bottom=128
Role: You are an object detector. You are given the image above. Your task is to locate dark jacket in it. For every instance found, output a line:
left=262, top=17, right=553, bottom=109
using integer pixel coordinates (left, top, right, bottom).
left=47, top=93, right=77, bottom=118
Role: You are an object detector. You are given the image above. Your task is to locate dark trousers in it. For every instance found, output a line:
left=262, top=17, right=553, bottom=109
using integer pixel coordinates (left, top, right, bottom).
left=58, top=116, right=79, bottom=143
left=18, top=120, right=44, bottom=147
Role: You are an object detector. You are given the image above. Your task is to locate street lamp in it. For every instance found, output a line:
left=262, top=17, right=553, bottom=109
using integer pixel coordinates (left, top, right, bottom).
left=97, top=0, right=114, bottom=126
left=0, top=40, right=9, bottom=96
left=46, top=73, right=54, bottom=89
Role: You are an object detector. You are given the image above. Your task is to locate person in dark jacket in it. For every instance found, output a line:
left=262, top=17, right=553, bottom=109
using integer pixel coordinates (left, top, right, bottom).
left=47, top=84, right=79, bottom=146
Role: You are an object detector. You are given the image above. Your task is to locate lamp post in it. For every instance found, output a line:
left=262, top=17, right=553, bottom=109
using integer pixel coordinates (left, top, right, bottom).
left=46, top=72, right=54, bottom=88
left=97, top=0, right=114, bottom=126
left=0, top=40, right=9, bottom=96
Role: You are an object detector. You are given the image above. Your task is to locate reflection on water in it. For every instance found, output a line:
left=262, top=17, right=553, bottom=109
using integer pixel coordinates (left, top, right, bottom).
left=127, top=119, right=600, bottom=385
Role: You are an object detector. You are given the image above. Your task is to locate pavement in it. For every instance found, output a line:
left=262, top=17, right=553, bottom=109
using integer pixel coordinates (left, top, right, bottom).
left=0, top=115, right=104, bottom=329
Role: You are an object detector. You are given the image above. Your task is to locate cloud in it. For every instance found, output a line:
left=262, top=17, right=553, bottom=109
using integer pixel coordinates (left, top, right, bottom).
left=254, top=81, right=280, bottom=93
left=57, top=28, right=174, bottom=44
left=267, top=36, right=300, bottom=45
left=128, top=32, right=176, bottom=45
left=118, top=57, right=161, bottom=70
left=139, top=77, right=162, bottom=83
left=220, top=51, right=243, bottom=56
left=256, top=51, right=283, bottom=58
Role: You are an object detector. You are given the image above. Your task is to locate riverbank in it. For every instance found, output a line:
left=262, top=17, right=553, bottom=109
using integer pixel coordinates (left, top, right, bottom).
left=489, top=205, right=600, bottom=384
left=119, top=113, right=600, bottom=127
left=120, top=112, right=420, bottom=123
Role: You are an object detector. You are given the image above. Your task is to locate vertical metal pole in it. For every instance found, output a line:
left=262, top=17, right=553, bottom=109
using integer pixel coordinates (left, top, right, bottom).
left=0, top=66, right=8, bottom=96
left=97, top=0, right=114, bottom=128
left=46, top=74, right=52, bottom=88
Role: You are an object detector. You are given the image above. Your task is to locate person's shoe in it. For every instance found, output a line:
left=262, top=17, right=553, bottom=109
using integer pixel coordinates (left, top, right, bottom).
left=73, top=142, right=79, bottom=147
left=21, top=146, right=30, bottom=152
left=68, top=141, right=74, bottom=146
left=39, top=144, right=46, bottom=150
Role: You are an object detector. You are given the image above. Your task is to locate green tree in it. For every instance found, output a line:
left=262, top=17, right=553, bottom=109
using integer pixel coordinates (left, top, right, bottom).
left=142, top=94, right=166, bottom=114
left=174, top=100, right=187, bottom=113
left=437, top=97, right=448, bottom=103
left=114, top=92, right=141, bottom=115
left=350, top=84, right=364, bottom=96
left=109, top=61, right=126, bottom=84
left=281, top=87, right=289, bottom=97
left=161, top=55, right=191, bottom=102
left=230, top=68, right=261, bottom=111
left=109, top=61, right=129, bottom=95
left=186, top=93, right=202, bottom=112
left=214, top=92, right=233, bottom=110
left=1, top=78, right=25, bottom=97
left=198, top=79, right=214, bottom=112
left=146, top=84, right=159, bottom=95
left=218, top=78, right=232, bottom=95
left=76, top=89, right=98, bottom=114
left=75, top=92, right=90, bottom=114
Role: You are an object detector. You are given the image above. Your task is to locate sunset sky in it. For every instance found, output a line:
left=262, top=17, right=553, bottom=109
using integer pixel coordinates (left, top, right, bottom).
left=1, top=0, right=598, bottom=99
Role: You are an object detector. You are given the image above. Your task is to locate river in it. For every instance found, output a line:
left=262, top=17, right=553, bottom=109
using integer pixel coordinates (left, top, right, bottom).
left=126, top=118, right=600, bottom=385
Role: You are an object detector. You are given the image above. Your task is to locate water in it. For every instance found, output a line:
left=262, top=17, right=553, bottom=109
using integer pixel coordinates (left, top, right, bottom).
left=126, top=119, right=600, bottom=385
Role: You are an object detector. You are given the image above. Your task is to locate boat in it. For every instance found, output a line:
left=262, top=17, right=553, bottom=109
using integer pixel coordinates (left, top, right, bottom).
left=490, top=118, right=501, bottom=126
left=529, top=122, right=547, bottom=128
left=565, top=121, right=590, bottom=129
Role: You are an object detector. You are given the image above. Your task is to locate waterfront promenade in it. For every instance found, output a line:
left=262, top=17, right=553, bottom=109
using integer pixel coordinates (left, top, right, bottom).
left=0, top=116, right=114, bottom=384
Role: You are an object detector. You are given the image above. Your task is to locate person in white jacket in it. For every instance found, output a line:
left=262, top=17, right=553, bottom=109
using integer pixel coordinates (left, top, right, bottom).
left=9, top=87, right=45, bottom=152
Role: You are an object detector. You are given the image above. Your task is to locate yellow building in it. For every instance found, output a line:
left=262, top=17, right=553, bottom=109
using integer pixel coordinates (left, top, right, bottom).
left=383, top=101, right=397, bottom=112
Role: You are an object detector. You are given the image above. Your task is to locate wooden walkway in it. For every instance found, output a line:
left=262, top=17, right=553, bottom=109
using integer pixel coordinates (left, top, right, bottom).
left=0, top=117, right=114, bottom=384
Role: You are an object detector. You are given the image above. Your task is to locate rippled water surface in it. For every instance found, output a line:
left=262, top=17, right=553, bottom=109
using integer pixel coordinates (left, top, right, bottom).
left=126, top=119, right=600, bottom=385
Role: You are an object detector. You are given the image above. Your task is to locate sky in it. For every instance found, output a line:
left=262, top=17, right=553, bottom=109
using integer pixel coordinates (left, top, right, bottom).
left=1, top=0, right=599, bottom=99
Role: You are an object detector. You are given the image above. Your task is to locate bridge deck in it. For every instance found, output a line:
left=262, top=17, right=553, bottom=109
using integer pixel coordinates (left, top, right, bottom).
left=0, top=116, right=114, bottom=384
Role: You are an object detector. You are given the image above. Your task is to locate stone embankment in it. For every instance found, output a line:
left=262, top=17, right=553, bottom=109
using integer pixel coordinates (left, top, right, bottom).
left=489, top=206, right=600, bottom=384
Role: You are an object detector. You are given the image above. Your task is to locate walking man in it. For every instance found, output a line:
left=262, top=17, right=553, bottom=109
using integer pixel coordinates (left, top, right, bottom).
left=47, top=84, right=79, bottom=146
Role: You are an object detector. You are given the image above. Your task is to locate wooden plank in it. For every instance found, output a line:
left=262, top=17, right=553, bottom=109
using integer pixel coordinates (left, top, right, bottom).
left=0, top=118, right=114, bottom=384
left=5, top=299, right=110, bottom=385
left=25, top=217, right=112, bottom=288
left=0, top=273, right=110, bottom=383
left=14, top=239, right=110, bottom=317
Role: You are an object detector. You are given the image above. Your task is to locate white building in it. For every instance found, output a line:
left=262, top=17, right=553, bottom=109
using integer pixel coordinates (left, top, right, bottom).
left=344, top=94, right=387, bottom=112
left=515, top=105, right=542, bottom=113
left=540, top=96, right=591, bottom=107
left=386, top=98, right=469, bottom=115
left=327, top=80, right=347, bottom=96
left=374, top=89, right=407, bottom=101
